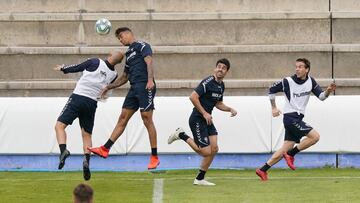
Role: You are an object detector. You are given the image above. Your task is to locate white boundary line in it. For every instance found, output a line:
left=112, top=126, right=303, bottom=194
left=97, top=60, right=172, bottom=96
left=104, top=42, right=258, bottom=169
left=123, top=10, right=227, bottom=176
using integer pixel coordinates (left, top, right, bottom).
left=152, top=178, right=164, bottom=203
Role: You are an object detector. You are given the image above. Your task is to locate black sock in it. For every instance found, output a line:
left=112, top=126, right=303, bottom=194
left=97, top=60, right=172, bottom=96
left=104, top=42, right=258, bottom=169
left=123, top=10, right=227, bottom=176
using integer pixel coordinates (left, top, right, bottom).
left=104, top=139, right=114, bottom=149
left=260, top=163, right=271, bottom=172
left=59, top=144, right=66, bottom=154
left=288, top=146, right=300, bottom=157
left=151, top=148, right=157, bottom=156
left=196, top=169, right=206, bottom=180
left=84, top=153, right=90, bottom=163
left=179, top=132, right=190, bottom=142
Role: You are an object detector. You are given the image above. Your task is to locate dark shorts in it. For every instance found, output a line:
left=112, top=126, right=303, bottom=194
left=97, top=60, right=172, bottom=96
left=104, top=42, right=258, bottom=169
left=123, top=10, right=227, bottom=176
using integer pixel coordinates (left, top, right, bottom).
left=57, top=94, right=97, bottom=134
left=122, top=82, right=156, bottom=112
left=188, top=114, right=218, bottom=148
left=284, top=120, right=313, bottom=143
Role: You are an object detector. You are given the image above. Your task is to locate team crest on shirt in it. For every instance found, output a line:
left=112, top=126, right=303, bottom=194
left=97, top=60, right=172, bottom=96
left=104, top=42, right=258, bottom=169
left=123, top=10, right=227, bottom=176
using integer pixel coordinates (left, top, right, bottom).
left=100, top=71, right=107, bottom=78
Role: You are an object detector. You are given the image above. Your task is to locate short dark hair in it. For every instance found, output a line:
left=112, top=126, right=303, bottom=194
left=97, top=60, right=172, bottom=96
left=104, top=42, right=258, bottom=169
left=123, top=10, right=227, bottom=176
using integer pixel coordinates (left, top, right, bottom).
left=296, top=58, right=310, bottom=70
left=73, top=184, right=93, bottom=203
left=115, top=27, right=132, bottom=38
left=216, top=58, right=231, bottom=70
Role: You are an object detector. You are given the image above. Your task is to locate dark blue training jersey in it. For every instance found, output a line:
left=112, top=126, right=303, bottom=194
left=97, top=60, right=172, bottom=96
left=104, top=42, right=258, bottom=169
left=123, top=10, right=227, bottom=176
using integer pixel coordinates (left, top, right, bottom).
left=124, top=41, right=153, bottom=84
left=192, top=75, right=225, bottom=116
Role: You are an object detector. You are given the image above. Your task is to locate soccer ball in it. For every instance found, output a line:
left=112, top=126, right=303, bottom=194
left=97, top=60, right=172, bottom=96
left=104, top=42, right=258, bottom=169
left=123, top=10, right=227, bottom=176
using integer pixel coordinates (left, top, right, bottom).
left=95, top=18, right=111, bottom=35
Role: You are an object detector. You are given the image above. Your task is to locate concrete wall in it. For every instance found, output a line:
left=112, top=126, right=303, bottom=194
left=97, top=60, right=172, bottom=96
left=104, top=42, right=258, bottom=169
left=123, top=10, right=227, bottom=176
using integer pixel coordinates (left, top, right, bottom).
left=0, top=46, right=332, bottom=80
left=0, top=17, right=330, bottom=46
left=0, top=0, right=359, bottom=96
left=331, top=0, right=360, bottom=11
left=0, top=0, right=330, bottom=13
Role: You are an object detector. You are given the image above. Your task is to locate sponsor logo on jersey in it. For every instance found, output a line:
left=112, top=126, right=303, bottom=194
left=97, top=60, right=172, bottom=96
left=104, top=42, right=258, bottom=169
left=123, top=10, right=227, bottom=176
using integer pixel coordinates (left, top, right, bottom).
left=127, top=51, right=136, bottom=61
left=212, top=93, right=222, bottom=98
left=293, top=91, right=310, bottom=98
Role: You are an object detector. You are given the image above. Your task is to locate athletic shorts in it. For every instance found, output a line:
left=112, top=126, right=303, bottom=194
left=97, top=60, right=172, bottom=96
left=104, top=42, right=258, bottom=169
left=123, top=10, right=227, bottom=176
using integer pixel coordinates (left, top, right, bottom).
left=284, top=120, right=313, bottom=143
left=188, top=114, right=218, bottom=148
left=122, top=82, right=156, bottom=112
left=57, top=94, right=97, bottom=134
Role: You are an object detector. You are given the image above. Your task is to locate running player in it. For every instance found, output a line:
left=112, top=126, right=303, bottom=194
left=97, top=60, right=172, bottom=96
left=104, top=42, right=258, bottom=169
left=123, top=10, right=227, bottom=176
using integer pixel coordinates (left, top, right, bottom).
left=256, top=58, right=336, bottom=181
left=168, top=58, right=237, bottom=186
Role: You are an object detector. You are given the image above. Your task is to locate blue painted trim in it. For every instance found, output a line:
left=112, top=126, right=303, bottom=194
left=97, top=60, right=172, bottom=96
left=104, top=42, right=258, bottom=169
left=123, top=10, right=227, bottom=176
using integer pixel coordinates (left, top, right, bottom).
left=0, top=153, right=357, bottom=172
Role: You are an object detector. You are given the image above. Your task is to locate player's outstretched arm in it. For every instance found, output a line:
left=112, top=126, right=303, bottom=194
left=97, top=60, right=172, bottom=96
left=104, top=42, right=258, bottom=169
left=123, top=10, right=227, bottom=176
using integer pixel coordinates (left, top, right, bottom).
left=215, top=101, right=237, bottom=117
left=55, top=59, right=94, bottom=74
left=312, top=78, right=336, bottom=101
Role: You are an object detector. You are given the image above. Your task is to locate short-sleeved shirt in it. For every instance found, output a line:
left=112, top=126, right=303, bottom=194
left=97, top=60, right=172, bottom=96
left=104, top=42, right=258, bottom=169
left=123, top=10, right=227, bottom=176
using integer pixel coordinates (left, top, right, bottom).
left=124, top=41, right=153, bottom=85
left=191, top=75, right=225, bottom=117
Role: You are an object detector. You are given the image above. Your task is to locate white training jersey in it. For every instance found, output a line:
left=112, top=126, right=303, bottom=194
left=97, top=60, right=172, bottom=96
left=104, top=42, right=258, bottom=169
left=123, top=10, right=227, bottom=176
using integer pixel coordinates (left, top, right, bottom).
left=283, top=76, right=313, bottom=115
left=73, top=59, right=117, bottom=101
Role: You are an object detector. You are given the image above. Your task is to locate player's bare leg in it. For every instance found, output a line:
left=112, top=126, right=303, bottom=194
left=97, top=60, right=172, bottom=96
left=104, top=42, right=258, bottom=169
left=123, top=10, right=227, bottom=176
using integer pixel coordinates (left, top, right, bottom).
left=297, top=129, right=320, bottom=151
left=256, top=141, right=295, bottom=181
left=55, top=121, right=67, bottom=145
left=168, top=128, right=211, bottom=156
left=194, top=136, right=218, bottom=186
left=55, top=121, right=70, bottom=169
left=88, top=108, right=136, bottom=158
left=81, top=128, right=92, bottom=181
left=267, top=141, right=295, bottom=166
left=283, top=130, right=320, bottom=170
left=109, top=108, right=137, bottom=142
left=168, top=128, right=215, bottom=185
left=200, top=135, right=218, bottom=171
left=141, top=110, right=160, bottom=169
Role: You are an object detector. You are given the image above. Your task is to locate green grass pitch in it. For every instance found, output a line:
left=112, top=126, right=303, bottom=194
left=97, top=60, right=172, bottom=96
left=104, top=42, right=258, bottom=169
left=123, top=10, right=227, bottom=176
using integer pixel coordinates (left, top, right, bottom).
left=1, top=168, right=360, bottom=203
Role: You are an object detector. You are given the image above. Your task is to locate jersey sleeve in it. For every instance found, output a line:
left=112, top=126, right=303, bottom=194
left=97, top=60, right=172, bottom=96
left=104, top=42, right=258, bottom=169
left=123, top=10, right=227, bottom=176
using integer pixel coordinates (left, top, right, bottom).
left=194, top=80, right=208, bottom=96
left=62, top=58, right=99, bottom=73
left=140, top=43, right=153, bottom=58
left=310, top=77, right=323, bottom=98
left=269, top=79, right=284, bottom=94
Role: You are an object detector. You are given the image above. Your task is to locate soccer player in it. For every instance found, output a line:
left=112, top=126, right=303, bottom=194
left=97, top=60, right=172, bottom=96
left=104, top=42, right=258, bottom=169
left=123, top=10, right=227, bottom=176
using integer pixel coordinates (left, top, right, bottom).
left=54, top=51, right=123, bottom=180
left=256, top=58, right=336, bottom=181
left=88, top=27, right=160, bottom=170
left=168, top=58, right=237, bottom=186
left=73, top=183, right=93, bottom=203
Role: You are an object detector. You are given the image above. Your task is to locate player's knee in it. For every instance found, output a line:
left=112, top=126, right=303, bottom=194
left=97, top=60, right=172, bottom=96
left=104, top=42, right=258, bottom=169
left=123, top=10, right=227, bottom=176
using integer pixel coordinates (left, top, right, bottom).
left=313, top=133, right=320, bottom=143
left=141, top=116, right=153, bottom=126
left=55, top=122, right=66, bottom=131
left=211, top=146, right=219, bottom=154
left=119, top=112, right=129, bottom=121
